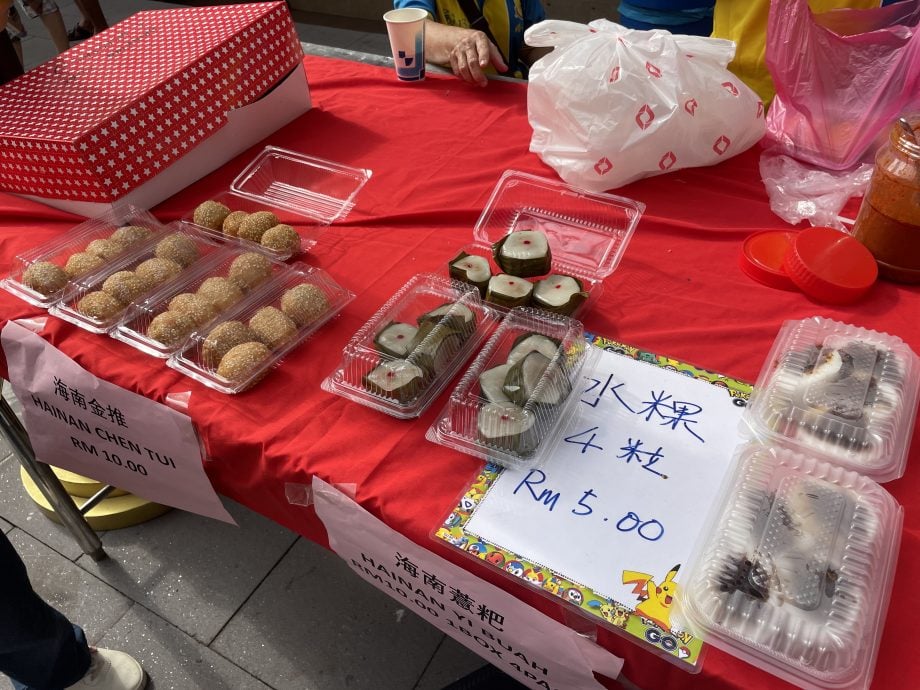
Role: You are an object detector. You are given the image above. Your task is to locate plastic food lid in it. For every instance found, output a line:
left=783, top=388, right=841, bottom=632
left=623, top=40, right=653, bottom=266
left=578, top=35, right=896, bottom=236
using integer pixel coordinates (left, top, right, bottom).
left=739, top=230, right=797, bottom=290
left=782, top=226, right=877, bottom=304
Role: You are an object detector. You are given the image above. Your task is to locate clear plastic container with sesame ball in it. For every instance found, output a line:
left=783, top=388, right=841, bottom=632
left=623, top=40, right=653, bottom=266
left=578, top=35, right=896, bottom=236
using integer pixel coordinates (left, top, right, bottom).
left=50, top=225, right=223, bottom=334
left=112, top=240, right=292, bottom=358
left=1, top=206, right=167, bottom=309
left=168, top=263, right=354, bottom=394
left=321, top=273, right=502, bottom=419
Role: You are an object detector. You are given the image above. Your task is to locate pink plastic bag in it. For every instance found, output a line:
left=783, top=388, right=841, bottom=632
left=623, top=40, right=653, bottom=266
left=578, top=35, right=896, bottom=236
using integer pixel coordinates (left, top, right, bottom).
left=765, top=0, right=920, bottom=170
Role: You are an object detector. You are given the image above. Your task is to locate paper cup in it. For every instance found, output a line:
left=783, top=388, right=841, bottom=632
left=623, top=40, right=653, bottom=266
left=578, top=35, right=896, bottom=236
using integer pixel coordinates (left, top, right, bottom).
left=383, top=8, right=427, bottom=82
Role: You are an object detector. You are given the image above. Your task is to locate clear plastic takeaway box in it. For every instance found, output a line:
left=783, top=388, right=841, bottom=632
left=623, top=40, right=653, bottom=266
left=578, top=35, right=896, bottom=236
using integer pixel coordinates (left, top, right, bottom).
left=321, top=273, right=502, bottom=419
left=676, top=443, right=902, bottom=690
left=446, top=170, right=644, bottom=318
left=169, top=262, right=354, bottom=394
left=1, top=206, right=167, bottom=309
left=113, top=240, right=293, bottom=358
left=744, top=316, right=920, bottom=483
left=426, top=306, right=595, bottom=470
left=184, top=147, right=372, bottom=261
left=51, top=225, right=223, bottom=334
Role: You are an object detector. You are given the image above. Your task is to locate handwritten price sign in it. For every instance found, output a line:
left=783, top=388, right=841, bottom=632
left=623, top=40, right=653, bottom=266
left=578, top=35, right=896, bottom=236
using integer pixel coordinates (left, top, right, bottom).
left=465, top=349, right=744, bottom=606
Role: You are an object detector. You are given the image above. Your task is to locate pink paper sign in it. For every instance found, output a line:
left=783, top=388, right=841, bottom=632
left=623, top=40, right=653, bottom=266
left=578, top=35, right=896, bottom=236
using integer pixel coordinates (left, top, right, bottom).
left=1, top=321, right=235, bottom=524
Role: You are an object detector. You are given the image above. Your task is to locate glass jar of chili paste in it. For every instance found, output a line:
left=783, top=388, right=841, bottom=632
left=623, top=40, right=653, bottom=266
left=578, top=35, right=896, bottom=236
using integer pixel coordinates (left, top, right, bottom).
left=852, top=116, right=920, bottom=283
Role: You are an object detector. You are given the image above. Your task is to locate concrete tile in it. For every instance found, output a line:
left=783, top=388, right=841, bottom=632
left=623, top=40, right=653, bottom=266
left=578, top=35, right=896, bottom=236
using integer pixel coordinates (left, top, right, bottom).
left=296, top=22, right=369, bottom=50
left=95, top=605, right=272, bottom=690
left=0, top=517, right=11, bottom=534
left=77, top=499, right=298, bottom=644
left=4, top=528, right=132, bottom=646
left=211, top=538, right=444, bottom=690
left=346, top=31, right=391, bottom=58
left=416, top=636, right=492, bottom=690
left=0, top=455, right=90, bottom=561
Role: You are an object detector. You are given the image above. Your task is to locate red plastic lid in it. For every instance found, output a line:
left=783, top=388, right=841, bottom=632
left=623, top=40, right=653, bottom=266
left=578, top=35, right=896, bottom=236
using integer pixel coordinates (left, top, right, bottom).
left=783, top=226, right=878, bottom=304
left=740, top=230, right=798, bottom=290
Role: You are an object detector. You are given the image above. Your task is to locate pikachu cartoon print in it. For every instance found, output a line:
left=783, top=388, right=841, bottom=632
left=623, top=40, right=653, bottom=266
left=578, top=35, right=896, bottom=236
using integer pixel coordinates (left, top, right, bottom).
left=622, top=564, right=680, bottom=631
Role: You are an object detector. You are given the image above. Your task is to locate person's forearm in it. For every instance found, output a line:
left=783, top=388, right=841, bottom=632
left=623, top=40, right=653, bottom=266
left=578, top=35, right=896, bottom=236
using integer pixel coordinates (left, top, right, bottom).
left=423, top=20, right=469, bottom=65
left=0, top=1, right=13, bottom=31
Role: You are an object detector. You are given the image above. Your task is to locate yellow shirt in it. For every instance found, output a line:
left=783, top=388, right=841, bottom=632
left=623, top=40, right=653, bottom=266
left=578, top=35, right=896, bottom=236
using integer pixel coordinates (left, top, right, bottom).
left=712, top=0, right=880, bottom=104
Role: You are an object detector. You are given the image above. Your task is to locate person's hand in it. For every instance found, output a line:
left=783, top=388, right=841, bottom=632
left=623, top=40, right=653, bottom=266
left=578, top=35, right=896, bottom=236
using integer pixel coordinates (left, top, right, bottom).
left=448, top=29, right=508, bottom=87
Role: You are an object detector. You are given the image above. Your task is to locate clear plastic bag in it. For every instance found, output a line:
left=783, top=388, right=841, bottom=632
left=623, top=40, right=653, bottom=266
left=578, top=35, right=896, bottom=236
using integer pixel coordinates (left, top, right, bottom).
left=525, top=19, right=765, bottom=191
left=759, top=148, right=873, bottom=229
left=765, top=0, right=920, bottom=170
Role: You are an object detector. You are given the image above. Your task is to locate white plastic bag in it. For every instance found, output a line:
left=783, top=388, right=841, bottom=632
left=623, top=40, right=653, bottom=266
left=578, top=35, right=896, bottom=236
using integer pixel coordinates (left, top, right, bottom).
left=526, top=19, right=766, bottom=191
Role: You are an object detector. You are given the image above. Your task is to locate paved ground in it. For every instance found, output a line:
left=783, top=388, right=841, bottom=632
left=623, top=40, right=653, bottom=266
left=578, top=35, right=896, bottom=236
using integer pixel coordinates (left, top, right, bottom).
left=2, top=2, right=488, bottom=688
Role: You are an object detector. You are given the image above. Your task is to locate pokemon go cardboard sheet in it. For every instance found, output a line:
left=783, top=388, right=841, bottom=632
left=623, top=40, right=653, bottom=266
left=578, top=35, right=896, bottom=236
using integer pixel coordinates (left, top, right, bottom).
left=435, top=333, right=751, bottom=668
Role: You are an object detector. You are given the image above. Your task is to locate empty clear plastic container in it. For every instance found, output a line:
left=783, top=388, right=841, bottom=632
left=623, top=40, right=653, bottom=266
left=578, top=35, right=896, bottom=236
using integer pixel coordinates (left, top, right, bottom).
left=446, top=170, right=644, bottom=317
left=2, top=206, right=166, bottom=309
left=232, top=146, right=372, bottom=224
left=677, top=443, right=902, bottom=690
left=426, top=307, right=594, bottom=470
left=113, top=241, right=292, bottom=357
left=744, top=316, right=919, bottom=482
left=50, top=225, right=223, bottom=334
left=322, top=273, right=501, bottom=419
left=169, top=263, right=354, bottom=394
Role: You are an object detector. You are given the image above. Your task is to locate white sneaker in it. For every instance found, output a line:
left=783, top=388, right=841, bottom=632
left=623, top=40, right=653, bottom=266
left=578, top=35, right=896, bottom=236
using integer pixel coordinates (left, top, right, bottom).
left=67, top=648, right=147, bottom=690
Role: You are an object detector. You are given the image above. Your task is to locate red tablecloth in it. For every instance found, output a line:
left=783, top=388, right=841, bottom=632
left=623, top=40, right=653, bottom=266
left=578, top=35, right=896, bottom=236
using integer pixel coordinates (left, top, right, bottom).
left=1, top=55, right=919, bottom=690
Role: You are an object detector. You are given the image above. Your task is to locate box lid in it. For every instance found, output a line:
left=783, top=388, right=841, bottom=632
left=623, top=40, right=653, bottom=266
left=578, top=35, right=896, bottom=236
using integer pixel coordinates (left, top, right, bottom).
left=0, top=2, right=303, bottom=202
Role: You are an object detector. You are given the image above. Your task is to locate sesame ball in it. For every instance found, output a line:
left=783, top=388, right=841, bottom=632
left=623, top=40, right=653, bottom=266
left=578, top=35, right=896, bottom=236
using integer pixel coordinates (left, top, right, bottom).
left=260, top=224, right=300, bottom=253
left=168, top=293, right=218, bottom=327
left=217, top=341, right=271, bottom=384
left=228, top=252, right=273, bottom=290
left=85, top=238, right=125, bottom=261
left=155, top=233, right=199, bottom=267
left=22, top=261, right=68, bottom=295
left=193, top=200, right=231, bottom=231
left=147, top=311, right=195, bottom=347
left=248, top=306, right=297, bottom=349
left=202, top=321, right=258, bottom=367
left=135, top=258, right=183, bottom=286
left=64, top=252, right=105, bottom=278
left=197, top=276, right=244, bottom=311
left=280, top=283, right=329, bottom=327
left=102, top=271, right=149, bottom=304
left=77, top=291, right=123, bottom=320
left=222, top=211, right=248, bottom=238
left=109, top=225, right=152, bottom=246
left=237, top=211, right=279, bottom=243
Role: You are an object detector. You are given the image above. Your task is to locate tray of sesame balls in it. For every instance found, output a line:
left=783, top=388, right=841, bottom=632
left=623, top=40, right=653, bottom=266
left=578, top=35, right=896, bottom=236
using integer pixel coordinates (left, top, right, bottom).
left=1, top=206, right=169, bottom=310
left=168, top=262, right=354, bottom=393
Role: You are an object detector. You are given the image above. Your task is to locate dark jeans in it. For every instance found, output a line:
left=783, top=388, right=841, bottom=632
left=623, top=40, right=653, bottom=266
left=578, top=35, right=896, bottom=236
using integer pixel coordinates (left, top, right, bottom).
left=0, top=530, right=91, bottom=690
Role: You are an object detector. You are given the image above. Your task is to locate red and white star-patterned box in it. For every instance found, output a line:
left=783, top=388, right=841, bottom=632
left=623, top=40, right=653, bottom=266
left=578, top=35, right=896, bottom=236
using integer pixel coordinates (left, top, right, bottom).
left=0, top=2, right=311, bottom=216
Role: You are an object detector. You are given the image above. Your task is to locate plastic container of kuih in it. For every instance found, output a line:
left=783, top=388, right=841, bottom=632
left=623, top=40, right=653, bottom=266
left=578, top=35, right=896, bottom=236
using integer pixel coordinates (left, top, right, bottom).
left=676, top=443, right=902, bottom=690
left=321, top=273, right=501, bottom=419
left=1, top=206, right=166, bottom=309
left=184, top=147, right=372, bottom=261
left=112, top=242, right=292, bottom=358
left=744, top=316, right=920, bottom=483
left=426, top=306, right=594, bottom=470
left=446, top=170, right=644, bottom=318
left=169, top=263, right=354, bottom=394
left=51, top=226, right=223, bottom=334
